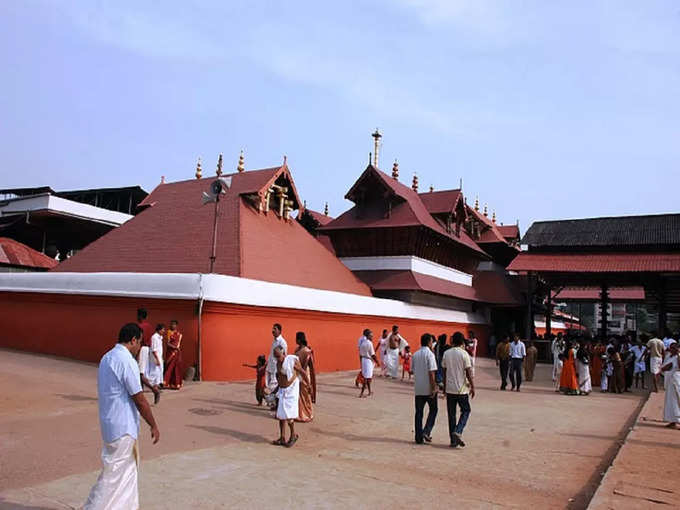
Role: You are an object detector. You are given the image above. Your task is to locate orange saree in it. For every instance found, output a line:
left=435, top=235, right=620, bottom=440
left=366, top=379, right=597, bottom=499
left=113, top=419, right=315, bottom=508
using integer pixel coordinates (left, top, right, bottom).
left=295, top=346, right=316, bottom=422
left=559, top=349, right=579, bottom=394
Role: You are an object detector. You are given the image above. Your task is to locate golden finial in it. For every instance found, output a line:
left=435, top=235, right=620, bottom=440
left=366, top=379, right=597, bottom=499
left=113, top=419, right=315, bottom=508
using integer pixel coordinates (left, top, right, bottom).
left=216, top=153, right=223, bottom=176
left=303, top=200, right=307, bottom=209
left=283, top=155, right=287, bottom=166
left=474, top=196, right=479, bottom=211
left=237, top=149, right=245, bottom=173
left=411, top=173, right=419, bottom=192
left=324, top=202, right=329, bottom=216
left=483, top=203, right=488, bottom=217
left=492, top=210, right=496, bottom=223
left=392, top=159, right=399, bottom=180
left=195, top=157, right=202, bottom=179
left=429, top=185, right=434, bottom=193
left=160, top=175, right=165, bottom=184
left=371, top=128, right=382, bottom=167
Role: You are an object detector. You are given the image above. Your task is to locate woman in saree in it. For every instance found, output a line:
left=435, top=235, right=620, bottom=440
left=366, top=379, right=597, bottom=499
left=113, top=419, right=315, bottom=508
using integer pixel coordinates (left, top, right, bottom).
left=590, top=338, right=605, bottom=387
left=576, top=339, right=592, bottom=395
left=163, top=319, right=184, bottom=390
left=295, top=331, right=316, bottom=423
left=559, top=339, right=580, bottom=395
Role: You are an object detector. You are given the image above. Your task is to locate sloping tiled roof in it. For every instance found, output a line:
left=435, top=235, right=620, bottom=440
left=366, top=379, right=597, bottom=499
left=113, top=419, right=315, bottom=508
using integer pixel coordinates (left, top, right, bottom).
left=554, top=287, right=645, bottom=302
left=0, top=237, right=57, bottom=269
left=353, top=270, right=480, bottom=301
left=467, top=206, right=508, bottom=245
left=54, top=167, right=372, bottom=296
left=497, top=225, right=520, bottom=240
left=472, top=271, right=523, bottom=306
left=321, top=166, right=486, bottom=257
left=305, top=208, right=333, bottom=226
left=522, top=214, right=680, bottom=248
left=507, top=252, right=680, bottom=273
left=418, top=189, right=461, bottom=215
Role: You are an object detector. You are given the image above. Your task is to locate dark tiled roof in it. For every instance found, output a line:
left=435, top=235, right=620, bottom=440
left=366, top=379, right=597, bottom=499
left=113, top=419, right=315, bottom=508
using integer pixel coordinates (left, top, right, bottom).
left=522, top=214, right=680, bottom=248
left=0, top=237, right=57, bottom=269
left=418, top=189, right=461, bottom=215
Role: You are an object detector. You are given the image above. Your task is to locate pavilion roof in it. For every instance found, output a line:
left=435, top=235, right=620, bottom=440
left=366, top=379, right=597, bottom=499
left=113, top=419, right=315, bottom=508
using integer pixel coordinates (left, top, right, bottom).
left=0, top=237, right=57, bottom=270
left=522, top=214, right=680, bottom=248
left=507, top=252, right=680, bottom=273
left=321, top=165, right=486, bottom=257
left=497, top=224, right=520, bottom=241
left=54, top=165, right=371, bottom=296
left=418, top=189, right=462, bottom=215
left=554, top=286, right=645, bottom=302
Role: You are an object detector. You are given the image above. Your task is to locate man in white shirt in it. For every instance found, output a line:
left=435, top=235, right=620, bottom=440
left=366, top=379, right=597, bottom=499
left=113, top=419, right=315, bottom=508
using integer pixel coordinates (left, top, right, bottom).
left=266, top=323, right=287, bottom=394
left=378, top=329, right=389, bottom=376
left=466, top=330, right=478, bottom=376
left=147, top=323, right=165, bottom=389
left=663, top=329, right=677, bottom=351
left=509, top=334, right=527, bottom=392
left=358, top=329, right=379, bottom=397
left=413, top=333, right=438, bottom=444
left=441, top=332, right=475, bottom=448
left=84, top=323, right=160, bottom=510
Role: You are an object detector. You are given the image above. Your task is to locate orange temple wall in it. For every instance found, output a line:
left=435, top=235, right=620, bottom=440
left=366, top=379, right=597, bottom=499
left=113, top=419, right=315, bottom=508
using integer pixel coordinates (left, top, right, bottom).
left=0, top=292, right=489, bottom=381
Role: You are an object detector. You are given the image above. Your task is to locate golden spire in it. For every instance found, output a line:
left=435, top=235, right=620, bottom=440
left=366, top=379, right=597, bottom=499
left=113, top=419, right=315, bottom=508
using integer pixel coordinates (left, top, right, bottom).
left=411, top=173, right=418, bottom=192
left=392, top=159, right=399, bottom=180
left=160, top=175, right=165, bottom=184
left=195, top=157, right=202, bottom=179
left=492, top=210, right=496, bottom=223
left=371, top=128, right=382, bottom=167
left=237, top=149, right=245, bottom=173
left=474, top=196, right=479, bottom=211
left=216, top=153, right=223, bottom=176
left=483, top=203, right=488, bottom=217
left=429, top=185, right=434, bottom=193
left=324, top=202, right=329, bottom=215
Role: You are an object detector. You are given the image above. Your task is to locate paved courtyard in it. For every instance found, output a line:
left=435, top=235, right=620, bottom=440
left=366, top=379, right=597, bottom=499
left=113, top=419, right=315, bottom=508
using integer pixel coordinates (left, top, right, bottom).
left=0, top=348, right=654, bottom=509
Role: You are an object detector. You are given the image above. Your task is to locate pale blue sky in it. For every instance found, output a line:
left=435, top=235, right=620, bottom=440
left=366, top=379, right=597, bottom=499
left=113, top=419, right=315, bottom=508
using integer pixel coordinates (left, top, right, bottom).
left=1, top=1, right=678, bottom=230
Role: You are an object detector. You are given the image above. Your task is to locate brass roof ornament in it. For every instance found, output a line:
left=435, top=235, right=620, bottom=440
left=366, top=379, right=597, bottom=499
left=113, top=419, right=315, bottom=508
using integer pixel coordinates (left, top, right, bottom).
left=195, top=157, right=202, bottom=179
left=324, top=202, right=329, bottom=216
left=392, top=159, right=399, bottom=180
left=371, top=128, right=382, bottom=168
left=411, top=173, right=418, bottom=192
left=216, top=153, right=223, bottom=176
left=237, top=149, right=245, bottom=173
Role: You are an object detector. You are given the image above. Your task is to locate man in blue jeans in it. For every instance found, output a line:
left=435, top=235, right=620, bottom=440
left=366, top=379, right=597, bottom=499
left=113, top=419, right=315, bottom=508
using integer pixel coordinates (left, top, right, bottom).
left=441, top=332, right=475, bottom=448
left=412, top=333, right=438, bottom=444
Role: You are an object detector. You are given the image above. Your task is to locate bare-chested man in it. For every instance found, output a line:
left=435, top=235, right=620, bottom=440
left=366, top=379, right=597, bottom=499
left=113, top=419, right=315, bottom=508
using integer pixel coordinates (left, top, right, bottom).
left=271, top=346, right=309, bottom=447
left=359, top=329, right=379, bottom=397
left=385, top=325, right=402, bottom=378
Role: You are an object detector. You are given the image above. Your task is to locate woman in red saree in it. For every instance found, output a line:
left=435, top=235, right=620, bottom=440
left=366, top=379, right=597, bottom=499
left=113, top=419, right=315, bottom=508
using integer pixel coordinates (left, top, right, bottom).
left=559, top=340, right=579, bottom=395
left=590, top=339, right=605, bottom=387
left=163, top=319, right=183, bottom=390
left=294, top=332, right=316, bottom=423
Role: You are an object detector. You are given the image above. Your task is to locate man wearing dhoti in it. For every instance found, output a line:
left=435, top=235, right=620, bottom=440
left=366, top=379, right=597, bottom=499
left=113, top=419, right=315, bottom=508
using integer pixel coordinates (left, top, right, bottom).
left=378, top=329, right=389, bottom=376
left=358, top=329, right=379, bottom=398
left=84, top=323, right=160, bottom=510
left=551, top=334, right=565, bottom=383
left=385, top=325, right=403, bottom=378
left=271, top=346, right=309, bottom=447
left=662, top=343, right=680, bottom=429
left=647, top=333, right=665, bottom=392
left=266, top=323, right=287, bottom=405
left=147, top=324, right=165, bottom=389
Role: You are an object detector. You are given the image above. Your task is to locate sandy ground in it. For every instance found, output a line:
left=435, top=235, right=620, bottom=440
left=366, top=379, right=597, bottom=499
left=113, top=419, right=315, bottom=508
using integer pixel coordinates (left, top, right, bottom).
left=0, top=348, right=650, bottom=509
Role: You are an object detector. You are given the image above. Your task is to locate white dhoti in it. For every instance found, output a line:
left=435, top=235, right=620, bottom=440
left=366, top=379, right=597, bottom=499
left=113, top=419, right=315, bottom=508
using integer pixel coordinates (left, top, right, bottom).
left=137, top=346, right=149, bottom=378
left=664, top=371, right=680, bottom=423
left=553, top=359, right=563, bottom=390
left=577, top=360, right=591, bottom=394
left=650, top=356, right=662, bottom=375
left=147, top=357, right=163, bottom=386
left=84, top=435, right=139, bottom=510
left=385, top=348, right=399, bottom=378
left=276, top=377, right=300, bottom=420
left=361, top=357, right=374, bottom=379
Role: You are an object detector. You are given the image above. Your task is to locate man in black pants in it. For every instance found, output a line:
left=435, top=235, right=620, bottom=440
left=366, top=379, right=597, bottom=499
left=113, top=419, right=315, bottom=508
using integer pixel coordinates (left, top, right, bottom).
left=495, top=335, right=511, bottom=390
left=509, top=334, right=526, bottom=392
left=412, top=333, right=438, bottom=444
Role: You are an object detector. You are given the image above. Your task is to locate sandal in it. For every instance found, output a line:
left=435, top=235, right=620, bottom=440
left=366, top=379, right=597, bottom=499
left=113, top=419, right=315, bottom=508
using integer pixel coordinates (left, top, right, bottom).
left=285, top=434, right=299, bottom=448
left=271, top=438, right=286, bottom=446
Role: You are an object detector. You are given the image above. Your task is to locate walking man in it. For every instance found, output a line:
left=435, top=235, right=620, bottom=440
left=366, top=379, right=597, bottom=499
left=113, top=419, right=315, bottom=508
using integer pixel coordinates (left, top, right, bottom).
left=646, top=332, right=665, bottom=392
left=495, top=334, right=511, bottom=390
left=271, top=346, right=309, bottom=447
left=266, top=323, right=287, bottom=402
left=84, top=323, right=160, bottom=509
left=441, top=332, right=475, bottom=448
left=524, top=340, right=538, bottom=382
left=509, top=334, right=526, bottom=391
left=359, top=329, right=379, bottom=397
left=413, top=333, right=438, bottom=444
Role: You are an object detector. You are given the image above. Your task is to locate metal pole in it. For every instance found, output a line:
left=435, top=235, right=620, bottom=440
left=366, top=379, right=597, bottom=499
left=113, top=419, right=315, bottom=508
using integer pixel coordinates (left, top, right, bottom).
left=209, top=195, right=220, bottom=273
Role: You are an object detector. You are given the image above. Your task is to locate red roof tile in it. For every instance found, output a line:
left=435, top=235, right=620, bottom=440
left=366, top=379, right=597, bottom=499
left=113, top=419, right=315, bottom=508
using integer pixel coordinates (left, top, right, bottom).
left=305, top=208, right=333, bottom=226
left=497, top=225, right=520, bottom=240
left=418, top=189, right=461, bottom=215
left=508, top=252, right=680, bottom=273
left=321, top=166, right=486, bottom=257
left=0, top=237, right=58, bottom=269
left=467, top=206, right=507, bottom=245
left=472, top=271, right=523, bottom=306
left=54, top=166, right=371, bottom=296
left=554, top=287, right=645, bottom=302
left=353, top=270, right=480, bottom=301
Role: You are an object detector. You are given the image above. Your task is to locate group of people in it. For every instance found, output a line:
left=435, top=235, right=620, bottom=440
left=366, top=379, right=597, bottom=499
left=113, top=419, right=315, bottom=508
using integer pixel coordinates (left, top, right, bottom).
left=494, top=334, right=538, bottom=392
left=135, top=307, right=185, bottom=398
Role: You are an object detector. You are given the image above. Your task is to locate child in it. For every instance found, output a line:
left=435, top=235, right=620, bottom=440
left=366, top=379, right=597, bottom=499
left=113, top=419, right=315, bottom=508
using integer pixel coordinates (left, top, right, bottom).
left=401, top=345, right=412, bottom=380
left=243, top=355, right=267, bottom=405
